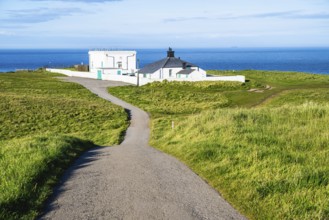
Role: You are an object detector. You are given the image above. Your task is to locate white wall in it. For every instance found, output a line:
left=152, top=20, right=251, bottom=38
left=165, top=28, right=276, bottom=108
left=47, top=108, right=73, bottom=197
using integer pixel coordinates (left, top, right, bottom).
left=142, top=68, right=188, bottom=80
left=46, top=69, right=245, bottom=87
left=89, top=50, right=137, bottom=74
left=103, top=69, right=125, bottom=75
left=47, top=68, right=139, bottom=84
left=133, top=74, right=245, bottom=85
left=151, top=75, right=245, bottom=83
left=141, top=67, right=207, bottom=80
left=203, top=75, right=245, bottom=82
left=190, top=68, right=207, bottom=79
left=46, top=68, right=97, bottom=78
left=139, top=70, right=161, bottom=79
left=161, top=68, right=182, bottom=79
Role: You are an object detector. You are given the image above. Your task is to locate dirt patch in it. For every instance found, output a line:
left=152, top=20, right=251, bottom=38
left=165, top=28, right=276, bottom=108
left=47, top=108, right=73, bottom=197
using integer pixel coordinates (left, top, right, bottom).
left=248, top=84, right=273, bottom=93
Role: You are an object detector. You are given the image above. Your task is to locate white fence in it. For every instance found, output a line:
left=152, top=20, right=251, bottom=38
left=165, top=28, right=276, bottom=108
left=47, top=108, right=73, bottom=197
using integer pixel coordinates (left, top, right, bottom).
left=47, top=69, right=245, bottom=86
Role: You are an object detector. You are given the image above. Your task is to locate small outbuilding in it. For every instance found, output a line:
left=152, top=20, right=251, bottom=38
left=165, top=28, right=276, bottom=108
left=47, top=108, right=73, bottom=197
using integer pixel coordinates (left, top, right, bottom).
left=138, top=48, right=207, bottom=80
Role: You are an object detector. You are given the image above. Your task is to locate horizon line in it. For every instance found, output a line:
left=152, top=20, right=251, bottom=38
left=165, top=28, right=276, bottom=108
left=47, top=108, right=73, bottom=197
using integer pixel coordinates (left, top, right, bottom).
left=1, top=46, right=329, bottom=50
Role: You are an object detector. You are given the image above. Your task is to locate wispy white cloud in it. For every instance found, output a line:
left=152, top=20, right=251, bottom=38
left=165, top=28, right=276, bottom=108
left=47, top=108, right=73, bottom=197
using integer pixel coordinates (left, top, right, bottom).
left=289, top=12, right=329, bottom=19
left=1, top=7, right=83, bottom=25
left=163, top=17, right=208, bottom=23
left=164, top=11, right=329, bottom=23
left=0, top=30, right=15, bottom=36
left=233, top=11, right=300, bottom=19
left=28, top=0, right=121, bottom=2
left=231, top=11, right=329, bottom=20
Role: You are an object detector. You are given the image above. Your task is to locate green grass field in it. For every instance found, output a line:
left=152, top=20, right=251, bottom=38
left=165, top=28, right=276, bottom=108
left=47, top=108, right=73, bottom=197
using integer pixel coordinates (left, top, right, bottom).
left=0, top=71, right=128, bottom=219
left=109, top=70, right=329, bottom=220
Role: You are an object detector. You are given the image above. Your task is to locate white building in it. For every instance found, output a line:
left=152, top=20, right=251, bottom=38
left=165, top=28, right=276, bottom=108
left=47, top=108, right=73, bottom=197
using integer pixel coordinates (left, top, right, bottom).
left=47, top=48, right=244, bottom=86
left=138, top=48, right=207, bottom=80
left=88, top=50, right=137, bottom=79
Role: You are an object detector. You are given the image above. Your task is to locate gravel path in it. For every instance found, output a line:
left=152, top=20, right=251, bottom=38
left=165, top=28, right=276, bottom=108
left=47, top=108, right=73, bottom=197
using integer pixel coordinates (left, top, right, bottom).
left=40, top=77, right=246, bottom=220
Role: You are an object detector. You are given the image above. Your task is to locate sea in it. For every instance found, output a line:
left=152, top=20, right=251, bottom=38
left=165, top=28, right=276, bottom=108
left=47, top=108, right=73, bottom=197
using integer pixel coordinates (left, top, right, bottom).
left=0, top=48, right=329, bottom=74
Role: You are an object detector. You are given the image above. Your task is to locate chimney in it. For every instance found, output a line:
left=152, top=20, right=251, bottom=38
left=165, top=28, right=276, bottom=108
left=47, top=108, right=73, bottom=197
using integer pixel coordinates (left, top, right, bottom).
left=167, top=47, right=175, bottom=57
left=183, top=62, right=187, bottom=69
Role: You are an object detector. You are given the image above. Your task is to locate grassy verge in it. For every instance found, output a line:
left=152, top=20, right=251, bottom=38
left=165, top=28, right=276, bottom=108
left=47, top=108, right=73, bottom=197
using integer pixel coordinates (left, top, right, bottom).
left=109, top=70, right=329, bottom=219
left=0, top=71, right=128, bottom=219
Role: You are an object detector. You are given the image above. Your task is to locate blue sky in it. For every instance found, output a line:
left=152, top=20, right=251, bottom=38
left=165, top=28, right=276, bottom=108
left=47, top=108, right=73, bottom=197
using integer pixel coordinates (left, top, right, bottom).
left=0, top=0, right=328, bottom=48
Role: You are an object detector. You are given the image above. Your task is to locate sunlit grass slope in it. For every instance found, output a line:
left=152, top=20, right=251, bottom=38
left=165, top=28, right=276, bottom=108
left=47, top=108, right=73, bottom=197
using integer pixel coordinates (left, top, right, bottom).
left=151, top=105, right=329, bottom=219
left=109, top=80, right=246, bottom=117
left=109, top=70, right=329, bottom=220
left=0, top=71, right=128, bottom=219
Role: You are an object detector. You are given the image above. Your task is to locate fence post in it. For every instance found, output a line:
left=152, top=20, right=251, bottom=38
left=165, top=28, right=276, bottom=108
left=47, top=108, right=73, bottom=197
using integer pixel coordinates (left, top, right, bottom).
left=137, top=73, right=140, bottom=86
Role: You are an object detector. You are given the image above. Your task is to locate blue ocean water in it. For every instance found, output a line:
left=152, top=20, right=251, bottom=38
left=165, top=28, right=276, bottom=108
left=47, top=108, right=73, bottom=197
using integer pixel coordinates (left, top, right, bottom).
left=0, top=48, right=328, bottom=74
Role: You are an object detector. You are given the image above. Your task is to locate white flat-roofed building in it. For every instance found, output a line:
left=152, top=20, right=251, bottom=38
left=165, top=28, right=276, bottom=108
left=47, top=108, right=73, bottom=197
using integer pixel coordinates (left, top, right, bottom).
left=89, top=50, right=137, bottom=77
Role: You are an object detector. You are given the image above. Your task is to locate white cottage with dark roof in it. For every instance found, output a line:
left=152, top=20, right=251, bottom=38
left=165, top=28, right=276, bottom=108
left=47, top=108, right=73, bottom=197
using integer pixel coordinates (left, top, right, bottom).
left=138, top=48, right=207, bottom=80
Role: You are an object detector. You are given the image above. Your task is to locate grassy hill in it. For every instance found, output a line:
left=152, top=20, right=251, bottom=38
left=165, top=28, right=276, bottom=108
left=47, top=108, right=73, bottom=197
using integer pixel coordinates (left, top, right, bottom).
left=0, top=71, right=128, bottom=219
left=109, top=70, right=329, bottom=220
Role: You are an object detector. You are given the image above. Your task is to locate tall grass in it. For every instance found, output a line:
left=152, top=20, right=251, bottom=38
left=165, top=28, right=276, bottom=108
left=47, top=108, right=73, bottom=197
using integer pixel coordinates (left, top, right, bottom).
left=109, top=71, right=329, bottom=219
left=0, top=136, right=94, bottom=219
left=0, top=71, right=128, bottom=219
left=151, top=104, right=329, bottom=219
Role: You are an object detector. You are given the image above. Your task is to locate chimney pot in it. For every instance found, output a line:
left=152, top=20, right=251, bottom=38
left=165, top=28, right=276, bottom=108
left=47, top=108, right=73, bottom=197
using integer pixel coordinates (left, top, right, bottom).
left=167, top=47, right=175, bottom=57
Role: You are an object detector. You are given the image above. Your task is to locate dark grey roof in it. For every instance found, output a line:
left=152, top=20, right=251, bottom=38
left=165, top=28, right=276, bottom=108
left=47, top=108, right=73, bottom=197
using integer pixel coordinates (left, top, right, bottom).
left=138, top=57, right=198, bottom=74
left=176, top=69, right=195, bottom=75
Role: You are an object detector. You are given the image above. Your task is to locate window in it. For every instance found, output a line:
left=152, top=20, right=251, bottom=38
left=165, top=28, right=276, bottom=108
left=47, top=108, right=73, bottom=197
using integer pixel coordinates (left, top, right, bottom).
left=143, top=73, right=147, bottom=78
left=169, top=69, right=172, bottom=77
left=117, top=62, right=122, bottom=68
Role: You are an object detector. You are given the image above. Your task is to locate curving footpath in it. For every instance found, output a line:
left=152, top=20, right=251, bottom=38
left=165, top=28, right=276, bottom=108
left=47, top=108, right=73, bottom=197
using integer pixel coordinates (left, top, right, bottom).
left=40, top=77, right=246, bottom=220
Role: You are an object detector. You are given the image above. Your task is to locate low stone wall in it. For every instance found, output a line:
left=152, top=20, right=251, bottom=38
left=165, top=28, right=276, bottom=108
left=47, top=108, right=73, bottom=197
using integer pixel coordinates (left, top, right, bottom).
left=46, top=69, right=245, bottom=86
